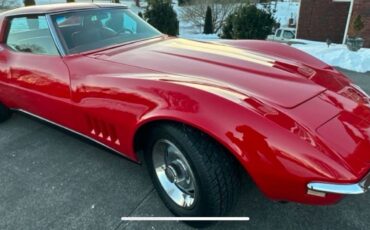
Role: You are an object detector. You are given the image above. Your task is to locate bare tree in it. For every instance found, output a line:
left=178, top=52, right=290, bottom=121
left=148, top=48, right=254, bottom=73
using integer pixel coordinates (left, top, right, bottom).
left=0, top=0, right=19, bottom=9
left=180, top=0, right=243, bottom=33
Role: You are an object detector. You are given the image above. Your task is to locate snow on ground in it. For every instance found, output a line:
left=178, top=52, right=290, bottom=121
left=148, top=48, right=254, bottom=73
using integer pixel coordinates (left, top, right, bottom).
left=292, top=40, right=370, bottom=73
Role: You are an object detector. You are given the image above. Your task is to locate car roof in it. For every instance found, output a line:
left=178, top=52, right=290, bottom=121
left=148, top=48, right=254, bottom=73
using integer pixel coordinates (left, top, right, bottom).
left=0, top=3, right=128, bottom=17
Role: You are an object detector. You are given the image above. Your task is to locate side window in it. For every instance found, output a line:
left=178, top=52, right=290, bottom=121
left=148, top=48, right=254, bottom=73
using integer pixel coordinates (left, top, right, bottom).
left=276, top=29, right=282, bottom=37
left=6, top=15, right=59, bottom=55
left=283, top=31, right=295, bottom=39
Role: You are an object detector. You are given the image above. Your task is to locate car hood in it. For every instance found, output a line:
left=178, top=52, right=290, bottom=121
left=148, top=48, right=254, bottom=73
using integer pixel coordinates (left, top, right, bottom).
left=85, top=38, right=370, bottom=178
left=89, top=38, right=327, bottom=109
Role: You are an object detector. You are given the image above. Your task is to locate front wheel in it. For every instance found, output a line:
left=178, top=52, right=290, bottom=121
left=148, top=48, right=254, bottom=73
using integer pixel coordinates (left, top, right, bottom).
left=144, top=123, right=241, bottom=223
left=0, top=103, right=11, bottom=123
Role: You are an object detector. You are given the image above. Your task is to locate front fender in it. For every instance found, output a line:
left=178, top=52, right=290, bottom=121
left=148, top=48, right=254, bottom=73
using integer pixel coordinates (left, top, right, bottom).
left=130, top=77, right=357, bottom=204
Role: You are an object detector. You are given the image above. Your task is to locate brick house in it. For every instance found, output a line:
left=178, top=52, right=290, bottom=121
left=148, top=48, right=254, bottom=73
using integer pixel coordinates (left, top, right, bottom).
left=297, top=0, right=370, bottom=47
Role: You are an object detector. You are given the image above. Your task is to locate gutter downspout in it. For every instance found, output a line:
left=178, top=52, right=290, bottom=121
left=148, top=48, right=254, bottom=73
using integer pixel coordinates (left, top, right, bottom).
left=295, top=0, right=303, bottom=39
left=343, top=0, right=355, bottom=44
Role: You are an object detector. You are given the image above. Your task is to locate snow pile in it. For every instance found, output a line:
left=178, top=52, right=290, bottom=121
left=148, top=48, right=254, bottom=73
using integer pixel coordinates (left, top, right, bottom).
left=292, top=40, right=370, bottom=73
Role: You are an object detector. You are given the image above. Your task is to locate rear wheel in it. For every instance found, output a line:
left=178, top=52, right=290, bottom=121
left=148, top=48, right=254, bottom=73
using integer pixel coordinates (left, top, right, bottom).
left=144, top=123, right=241, bottom=225
left=0, top=103, right=11, bottom=123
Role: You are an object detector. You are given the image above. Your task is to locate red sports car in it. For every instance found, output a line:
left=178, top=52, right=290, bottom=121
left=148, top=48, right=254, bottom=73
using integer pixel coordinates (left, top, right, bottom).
left=0, top=3, right=369, bottom=220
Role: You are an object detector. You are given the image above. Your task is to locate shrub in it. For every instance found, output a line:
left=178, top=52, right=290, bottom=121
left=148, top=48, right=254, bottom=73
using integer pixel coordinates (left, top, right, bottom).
left=203, top=6, right=214, bottom=34
left=221, top=4, right=275, bottom=40
left=145, top=0, right=179, bottom=36
left=221, top=12, right=235, bottom=39
left=353, top=15, right=364, bottom=37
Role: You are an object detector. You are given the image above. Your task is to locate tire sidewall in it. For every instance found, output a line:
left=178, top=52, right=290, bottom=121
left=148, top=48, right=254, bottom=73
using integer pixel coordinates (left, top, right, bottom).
left=144, top=125, right=216, bottom=217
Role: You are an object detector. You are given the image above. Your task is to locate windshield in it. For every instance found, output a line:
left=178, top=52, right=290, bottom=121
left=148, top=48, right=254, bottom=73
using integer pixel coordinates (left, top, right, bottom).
left=51, top=8, right=161, bottom=54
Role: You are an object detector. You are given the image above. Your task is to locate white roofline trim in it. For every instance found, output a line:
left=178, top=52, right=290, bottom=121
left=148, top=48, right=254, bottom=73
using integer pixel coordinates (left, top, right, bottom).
left=343, top=0, right=355, bottom=44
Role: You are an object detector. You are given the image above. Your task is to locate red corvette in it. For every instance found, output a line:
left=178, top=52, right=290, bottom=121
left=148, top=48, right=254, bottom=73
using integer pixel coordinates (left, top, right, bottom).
left=0, top=3, right=369, bottom=219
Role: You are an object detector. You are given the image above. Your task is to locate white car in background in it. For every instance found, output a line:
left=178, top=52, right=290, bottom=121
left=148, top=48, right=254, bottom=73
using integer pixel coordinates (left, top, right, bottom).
left=267, top=27, right=296, bottom=42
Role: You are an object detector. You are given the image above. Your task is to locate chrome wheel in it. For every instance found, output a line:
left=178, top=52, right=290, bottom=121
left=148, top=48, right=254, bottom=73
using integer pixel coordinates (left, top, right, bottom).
left=152, top=139, right=197, bottom=208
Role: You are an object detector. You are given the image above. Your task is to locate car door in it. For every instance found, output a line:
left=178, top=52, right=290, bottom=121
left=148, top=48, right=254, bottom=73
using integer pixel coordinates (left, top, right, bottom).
left=0, top=15, right=75, bottom=128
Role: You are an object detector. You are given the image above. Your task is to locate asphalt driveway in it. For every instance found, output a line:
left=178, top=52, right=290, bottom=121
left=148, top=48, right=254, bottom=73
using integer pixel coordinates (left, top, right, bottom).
left=0, top=68, right=369, bottom=230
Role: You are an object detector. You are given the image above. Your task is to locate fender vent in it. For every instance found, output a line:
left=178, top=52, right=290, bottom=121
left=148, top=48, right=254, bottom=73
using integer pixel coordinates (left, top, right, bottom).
left=86, top=115, right=120, bottom=146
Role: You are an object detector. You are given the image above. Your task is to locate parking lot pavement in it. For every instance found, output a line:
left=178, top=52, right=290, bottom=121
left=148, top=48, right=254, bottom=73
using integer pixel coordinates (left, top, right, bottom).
left=339, top=68, right=370, bottom=94
left=0, top=68, right=369, bottom=230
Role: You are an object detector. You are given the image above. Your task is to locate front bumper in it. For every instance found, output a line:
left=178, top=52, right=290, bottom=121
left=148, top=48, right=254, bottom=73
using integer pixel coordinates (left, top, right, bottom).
left=307, top=172, right=370, bottom=195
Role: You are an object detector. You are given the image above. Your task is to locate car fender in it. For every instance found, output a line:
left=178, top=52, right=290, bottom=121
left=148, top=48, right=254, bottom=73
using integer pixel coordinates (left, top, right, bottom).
left=130, top=78, right=358, bottom=202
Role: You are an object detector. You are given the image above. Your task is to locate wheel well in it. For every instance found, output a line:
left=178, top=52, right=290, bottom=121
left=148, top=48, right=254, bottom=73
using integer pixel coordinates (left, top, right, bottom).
left=134, top=120, right=181, bottom=158
left=133, top=120, right=245, bottom=174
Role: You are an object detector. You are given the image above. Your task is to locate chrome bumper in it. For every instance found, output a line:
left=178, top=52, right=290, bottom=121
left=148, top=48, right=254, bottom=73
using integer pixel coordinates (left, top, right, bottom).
left=307, top=172, right=370, bottom=195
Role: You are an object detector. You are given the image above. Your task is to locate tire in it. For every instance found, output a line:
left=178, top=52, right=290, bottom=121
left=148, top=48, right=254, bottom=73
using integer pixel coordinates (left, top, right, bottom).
left=0, top=103, right=11, bottom=123
left=144, top=123, right=241, bottom=226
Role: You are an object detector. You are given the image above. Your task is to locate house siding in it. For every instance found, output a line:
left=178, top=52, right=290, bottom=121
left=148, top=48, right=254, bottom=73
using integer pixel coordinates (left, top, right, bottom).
left=297, top=0, right=350, bottom=44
